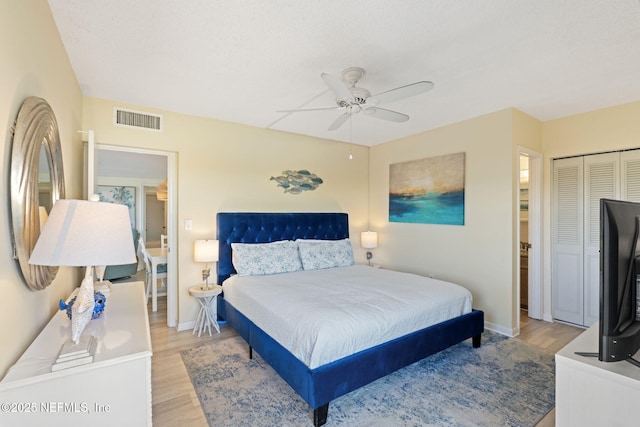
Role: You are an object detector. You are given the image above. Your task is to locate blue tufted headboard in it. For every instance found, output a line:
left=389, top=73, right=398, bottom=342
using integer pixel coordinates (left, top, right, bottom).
left=216, top=212, right=349, bottom=284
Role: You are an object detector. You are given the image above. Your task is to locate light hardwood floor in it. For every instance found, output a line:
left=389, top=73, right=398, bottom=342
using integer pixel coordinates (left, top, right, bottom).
left=516, top=311, right=584, bottom=427
left=147, top=295, right=583, bottom=427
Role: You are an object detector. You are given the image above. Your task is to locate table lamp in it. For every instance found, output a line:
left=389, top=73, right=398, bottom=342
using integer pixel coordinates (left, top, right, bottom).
left=29, top=197, right=136, bottom=363
left=360, top=231, right=378, bottom=266
left=194, top=239, right=219, bottom=290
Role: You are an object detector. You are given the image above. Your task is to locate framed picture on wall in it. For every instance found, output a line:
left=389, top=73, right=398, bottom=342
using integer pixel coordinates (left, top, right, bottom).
left=97, top=185, right=136, bottom=229
left=389, top=152, right=465, bottom=225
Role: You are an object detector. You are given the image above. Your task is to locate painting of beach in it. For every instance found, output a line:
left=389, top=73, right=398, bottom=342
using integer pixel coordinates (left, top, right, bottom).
left=389, top=152, right=465, bottom=225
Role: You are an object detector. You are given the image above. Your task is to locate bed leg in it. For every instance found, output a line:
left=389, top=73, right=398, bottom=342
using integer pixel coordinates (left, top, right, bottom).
left=249, top=346, right=253, bottom=359
left=313, top=403, right=329, bottom=426
left=472, top=333, right=482, bottom=348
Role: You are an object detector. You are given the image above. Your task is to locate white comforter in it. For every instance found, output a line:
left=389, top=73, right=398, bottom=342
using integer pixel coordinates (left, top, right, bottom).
left=222, top=265, right=473, bottom=369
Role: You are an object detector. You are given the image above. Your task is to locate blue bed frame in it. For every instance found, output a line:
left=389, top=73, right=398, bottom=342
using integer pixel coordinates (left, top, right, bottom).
left=216, top=212, right=484, bottom=426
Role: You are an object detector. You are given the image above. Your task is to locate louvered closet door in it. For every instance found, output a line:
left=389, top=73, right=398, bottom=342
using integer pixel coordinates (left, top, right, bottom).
left=583, top=153, right=619, bottom=326
left=553, top=157, right=584, bottom=325
left=621, top=150, right=640, bottom=202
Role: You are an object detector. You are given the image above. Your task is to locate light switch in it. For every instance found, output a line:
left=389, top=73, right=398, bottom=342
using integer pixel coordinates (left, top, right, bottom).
left=185, top=219, right=192, bottom=230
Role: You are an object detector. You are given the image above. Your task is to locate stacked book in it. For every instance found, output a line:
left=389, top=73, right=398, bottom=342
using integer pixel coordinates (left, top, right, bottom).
left=51, top=335, right=97, bottom=372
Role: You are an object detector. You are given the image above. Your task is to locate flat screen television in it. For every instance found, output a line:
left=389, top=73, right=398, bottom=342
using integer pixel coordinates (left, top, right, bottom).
left=597, top=198, right=640, bottom=366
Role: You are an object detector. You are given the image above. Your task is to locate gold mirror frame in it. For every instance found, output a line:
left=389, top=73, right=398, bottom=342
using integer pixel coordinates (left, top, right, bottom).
left=11, top=97, right=65, bottom=291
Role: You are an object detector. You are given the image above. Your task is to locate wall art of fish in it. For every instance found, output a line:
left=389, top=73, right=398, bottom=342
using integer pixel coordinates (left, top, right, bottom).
left=270, top=169, right=323, bottom=194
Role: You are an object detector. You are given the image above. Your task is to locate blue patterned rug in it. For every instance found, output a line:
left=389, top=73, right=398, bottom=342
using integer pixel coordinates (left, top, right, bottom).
left=180, top=331, right=554, bottom=426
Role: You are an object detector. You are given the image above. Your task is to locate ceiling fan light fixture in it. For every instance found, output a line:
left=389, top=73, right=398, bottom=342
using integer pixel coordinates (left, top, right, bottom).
left=349, top=86, right=371, bottom=104
left=281, top=66, right=434, bottom=132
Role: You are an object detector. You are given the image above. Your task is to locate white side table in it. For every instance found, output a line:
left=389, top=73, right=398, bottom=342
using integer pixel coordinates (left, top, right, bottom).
left=189, top=284, right=222, bottom=336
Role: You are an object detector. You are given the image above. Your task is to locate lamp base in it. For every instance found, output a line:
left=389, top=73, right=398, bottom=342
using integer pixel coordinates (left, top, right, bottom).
left=51, top=335, right=96, bottom=371
left=94, top=280, right=112, bottom=294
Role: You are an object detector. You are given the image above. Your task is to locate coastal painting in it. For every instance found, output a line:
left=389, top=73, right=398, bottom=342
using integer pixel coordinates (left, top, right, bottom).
left=389, top=152, right=465, bottom=225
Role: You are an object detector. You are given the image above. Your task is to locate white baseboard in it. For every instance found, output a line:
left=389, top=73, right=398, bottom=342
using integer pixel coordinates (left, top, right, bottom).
left=484, top=321, right=517, bottom=338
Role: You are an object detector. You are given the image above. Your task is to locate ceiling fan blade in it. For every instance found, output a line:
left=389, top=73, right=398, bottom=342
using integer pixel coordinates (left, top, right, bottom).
left=321, top=73, right=353, bottom=101
left=368, top=81, right=434, bottom=105
left=328, top=112, right=351, bottom=131
left=363, top=107, right=409, bottom=123
left=277, top=106, right=342, bottom=113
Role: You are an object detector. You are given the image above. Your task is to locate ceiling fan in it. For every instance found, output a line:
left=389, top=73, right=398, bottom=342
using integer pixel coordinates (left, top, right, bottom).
left=278, top=67, right=434, bottom=131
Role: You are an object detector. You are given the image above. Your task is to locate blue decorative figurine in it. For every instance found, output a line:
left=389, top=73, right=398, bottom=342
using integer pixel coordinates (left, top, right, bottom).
left=59, top=291, right=107, bottom=320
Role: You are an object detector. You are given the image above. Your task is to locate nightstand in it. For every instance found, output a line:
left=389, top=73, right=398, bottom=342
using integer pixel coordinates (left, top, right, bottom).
left=189, top=284, right=222, bottom=336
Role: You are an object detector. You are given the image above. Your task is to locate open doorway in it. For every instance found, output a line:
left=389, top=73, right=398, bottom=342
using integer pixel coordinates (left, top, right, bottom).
left=520, top=154, right=530, bottom=311
left=86, top=141, right=177, bottom=327
left=144, top=186, right=166, bottom=248
left=518, top=147, right=543, bottom=331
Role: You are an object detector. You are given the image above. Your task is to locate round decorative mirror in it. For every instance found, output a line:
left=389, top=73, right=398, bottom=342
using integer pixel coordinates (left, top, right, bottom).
left=11, top=97, right=65, bottom=290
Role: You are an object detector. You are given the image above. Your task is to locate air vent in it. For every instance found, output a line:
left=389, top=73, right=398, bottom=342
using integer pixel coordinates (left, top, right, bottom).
left=113, top=108, right=163, bottom=132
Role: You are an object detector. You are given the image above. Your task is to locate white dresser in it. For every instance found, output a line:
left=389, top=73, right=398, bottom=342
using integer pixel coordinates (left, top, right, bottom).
left=555, top=322, right=640, bottom=426
left=0, top=281, right=152, bottom=427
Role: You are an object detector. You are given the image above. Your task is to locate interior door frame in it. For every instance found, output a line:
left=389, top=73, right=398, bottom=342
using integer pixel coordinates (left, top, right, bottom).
left=517, top=146, right=543, bottom=326
left=86, top=138, right=178, bottom=328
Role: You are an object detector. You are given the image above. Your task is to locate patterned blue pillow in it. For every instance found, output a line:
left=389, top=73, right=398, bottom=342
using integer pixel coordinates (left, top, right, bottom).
left=297, top=238, right=354, bottom=270
left=231, top=240, right=302, bottom=276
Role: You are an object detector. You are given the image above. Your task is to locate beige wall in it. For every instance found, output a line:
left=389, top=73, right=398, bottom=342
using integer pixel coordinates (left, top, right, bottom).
left=4, top=1, right=640, bottom=380
left=0, top=0, right=83, bottom=375
left=369, top=102, right=640, bottom=334
left=541, top=101, right=640, bottom=322
left=81, top=97, right=369, bottom=326
left=370, top=109, right=517, bottom=332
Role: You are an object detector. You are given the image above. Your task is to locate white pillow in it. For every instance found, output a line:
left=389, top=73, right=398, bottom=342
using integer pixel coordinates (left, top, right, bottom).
left=231, top=240, right=302, bottom=276
left=297, top=238, right=354, bottom=270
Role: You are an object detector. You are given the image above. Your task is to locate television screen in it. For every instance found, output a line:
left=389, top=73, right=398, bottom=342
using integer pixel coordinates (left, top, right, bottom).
left=599, top=198, right=640, bottom=365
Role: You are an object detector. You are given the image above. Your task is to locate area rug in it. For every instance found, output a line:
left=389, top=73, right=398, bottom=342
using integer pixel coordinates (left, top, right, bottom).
left=180, top=331, right=555, bottom=426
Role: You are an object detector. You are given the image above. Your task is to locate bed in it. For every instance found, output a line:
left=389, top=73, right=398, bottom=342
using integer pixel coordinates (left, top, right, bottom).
left=216, top=212, right=484, bottom=426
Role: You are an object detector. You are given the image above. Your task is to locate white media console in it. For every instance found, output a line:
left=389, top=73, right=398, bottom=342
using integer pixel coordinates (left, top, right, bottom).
left=556, top=321, right=640, bottom=426
left=0, top=281, right=152, bottom=427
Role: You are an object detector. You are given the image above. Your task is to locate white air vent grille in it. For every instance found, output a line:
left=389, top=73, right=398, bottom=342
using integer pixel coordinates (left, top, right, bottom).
left=113, top=108, right=163, bottom=132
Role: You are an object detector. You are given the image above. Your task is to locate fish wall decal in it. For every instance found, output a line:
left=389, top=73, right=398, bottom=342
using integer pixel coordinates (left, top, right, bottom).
left=270, top=169, right=323, bottom=194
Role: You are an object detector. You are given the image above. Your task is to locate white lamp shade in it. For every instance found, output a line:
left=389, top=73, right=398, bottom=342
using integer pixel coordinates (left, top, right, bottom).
left=29, top=199, right=136, bottom=266
left=361, top=231, right=378, bottom=249
left=194, top=240, right=219, bottom=263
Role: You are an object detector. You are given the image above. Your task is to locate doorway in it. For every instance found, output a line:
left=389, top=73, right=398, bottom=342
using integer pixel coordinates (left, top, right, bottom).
left=85, top=140, right=178, bottom=327
left=144, top=186, right=166, bottom=247
left=517, top=147, right=543, bottom=330
left=520, top=154, right=530, bottom=311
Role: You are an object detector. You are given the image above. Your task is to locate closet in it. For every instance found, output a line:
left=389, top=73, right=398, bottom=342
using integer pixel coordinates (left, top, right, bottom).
left=552, top=150, right=640, bottom=327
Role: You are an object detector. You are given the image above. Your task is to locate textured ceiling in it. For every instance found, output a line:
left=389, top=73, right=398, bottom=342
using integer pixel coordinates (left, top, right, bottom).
left=48, top=0, right=640, bottom=146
